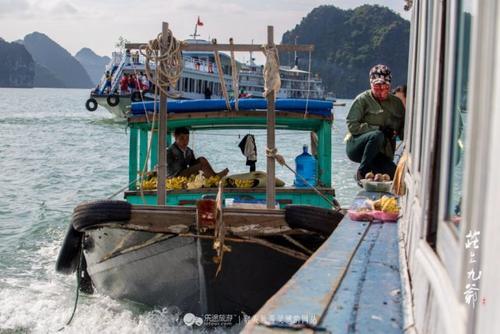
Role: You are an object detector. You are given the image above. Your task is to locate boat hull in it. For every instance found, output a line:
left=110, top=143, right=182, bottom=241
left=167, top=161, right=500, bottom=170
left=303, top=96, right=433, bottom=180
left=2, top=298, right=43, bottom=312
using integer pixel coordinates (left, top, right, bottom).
left=83, top=226, right=303, bottom=316
left=94, top=96, right=129, bottom=118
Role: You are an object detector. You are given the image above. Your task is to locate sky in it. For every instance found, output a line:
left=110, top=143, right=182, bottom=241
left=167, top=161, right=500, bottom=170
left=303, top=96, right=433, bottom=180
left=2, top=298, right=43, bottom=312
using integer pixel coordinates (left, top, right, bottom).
left=0, top=0, right=410, bottom=60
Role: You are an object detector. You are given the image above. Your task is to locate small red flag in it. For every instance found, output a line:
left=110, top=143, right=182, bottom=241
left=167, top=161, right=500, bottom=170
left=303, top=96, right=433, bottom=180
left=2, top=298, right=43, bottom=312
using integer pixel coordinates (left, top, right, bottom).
left=197, top=16, right=204, bottom=26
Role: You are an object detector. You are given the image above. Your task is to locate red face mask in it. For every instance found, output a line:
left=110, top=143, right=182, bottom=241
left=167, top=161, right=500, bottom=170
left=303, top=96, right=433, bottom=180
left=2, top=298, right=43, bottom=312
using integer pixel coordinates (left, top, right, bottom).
left=371, top=83, right=390, bottom=101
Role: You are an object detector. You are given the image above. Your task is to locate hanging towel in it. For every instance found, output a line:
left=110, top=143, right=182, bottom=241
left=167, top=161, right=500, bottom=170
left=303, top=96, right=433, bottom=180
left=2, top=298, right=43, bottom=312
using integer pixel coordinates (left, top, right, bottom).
left=238, top=134, right=257, bottom=172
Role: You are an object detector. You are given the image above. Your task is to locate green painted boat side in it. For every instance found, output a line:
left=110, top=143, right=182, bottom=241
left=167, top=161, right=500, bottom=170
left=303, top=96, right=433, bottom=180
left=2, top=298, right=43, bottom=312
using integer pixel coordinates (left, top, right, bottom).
left=125, top=189, right=335, bottom=209
left=126, top=109, right=334, bottom=207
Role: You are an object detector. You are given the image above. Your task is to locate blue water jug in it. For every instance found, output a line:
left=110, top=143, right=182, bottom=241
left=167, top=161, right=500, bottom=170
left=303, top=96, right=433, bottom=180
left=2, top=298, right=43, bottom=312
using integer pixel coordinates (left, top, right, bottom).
left=294, top=145, right=316, bottom=187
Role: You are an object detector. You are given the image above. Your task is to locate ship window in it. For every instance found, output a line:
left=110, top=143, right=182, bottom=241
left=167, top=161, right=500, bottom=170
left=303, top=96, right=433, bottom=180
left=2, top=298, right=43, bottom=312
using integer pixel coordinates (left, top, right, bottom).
left=446, top=0, right=472, bottom=230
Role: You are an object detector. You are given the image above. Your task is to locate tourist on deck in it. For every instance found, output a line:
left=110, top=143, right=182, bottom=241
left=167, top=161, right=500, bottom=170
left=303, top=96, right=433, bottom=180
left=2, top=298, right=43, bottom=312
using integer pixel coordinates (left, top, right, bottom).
left=120, top=74, right=129, bottom=94
left=139, top=72, right=149, bottom=91
left=345, top=64, right=405, bottom=183
left=132, top=51, right=140, bottom=64
left=104, top=71, right=112, bottom=94
left=167, top=127, right=228, bottom=178
left=204, top=86, right=212, bottom=99
left=128, top=74, right=137, bottom=92
left=239, top=88, right=248, bottom=98
left=125, top=49, right=131, bottom=65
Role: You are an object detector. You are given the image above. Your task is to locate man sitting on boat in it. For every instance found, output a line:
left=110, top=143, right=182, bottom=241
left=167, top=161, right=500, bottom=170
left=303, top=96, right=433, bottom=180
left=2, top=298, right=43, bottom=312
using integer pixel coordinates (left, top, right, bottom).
left=345, top=64, right=405, bottom=183
left=167, top=127, right=229, bottom=178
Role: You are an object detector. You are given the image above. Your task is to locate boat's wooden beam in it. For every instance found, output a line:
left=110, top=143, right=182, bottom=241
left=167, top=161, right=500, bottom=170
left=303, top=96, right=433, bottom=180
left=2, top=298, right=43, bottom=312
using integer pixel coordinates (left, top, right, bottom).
left=105, top=207, right=288, bottom=234
left=125, top=43, right=314, bottom=53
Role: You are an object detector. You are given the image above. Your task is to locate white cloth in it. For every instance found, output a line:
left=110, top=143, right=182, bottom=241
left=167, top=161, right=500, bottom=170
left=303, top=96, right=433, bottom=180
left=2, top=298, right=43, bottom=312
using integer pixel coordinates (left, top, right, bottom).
left=244, top=136, right=256, bottom=161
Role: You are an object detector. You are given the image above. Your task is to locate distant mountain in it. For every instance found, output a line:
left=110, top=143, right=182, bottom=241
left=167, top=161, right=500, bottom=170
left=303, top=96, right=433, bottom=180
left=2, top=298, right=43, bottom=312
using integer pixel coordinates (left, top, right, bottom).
left=282, top=5, right=410, bottom=98
left=75, top=47, right=110, bottom=85
left=33, top=63, right=65, bottom=87
left=0, top=39, right=35, bottom=88
left=23, top=32, right=93, bottom=88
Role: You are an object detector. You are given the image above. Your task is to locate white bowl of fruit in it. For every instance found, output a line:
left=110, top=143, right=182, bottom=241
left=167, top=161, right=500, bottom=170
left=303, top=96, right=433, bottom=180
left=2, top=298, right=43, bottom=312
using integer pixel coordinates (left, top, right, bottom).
left=361, top=172, right=392, bottom=192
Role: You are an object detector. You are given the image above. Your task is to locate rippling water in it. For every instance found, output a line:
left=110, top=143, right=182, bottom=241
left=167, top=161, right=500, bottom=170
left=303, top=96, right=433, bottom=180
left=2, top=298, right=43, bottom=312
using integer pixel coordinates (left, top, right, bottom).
left=0, top=88, right=358, bottom=333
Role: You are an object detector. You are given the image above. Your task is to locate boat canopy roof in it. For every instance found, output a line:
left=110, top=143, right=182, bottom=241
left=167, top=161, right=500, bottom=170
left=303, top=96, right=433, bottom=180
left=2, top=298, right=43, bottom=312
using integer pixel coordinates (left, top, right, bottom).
left=128, top=98, right=333, bottom=132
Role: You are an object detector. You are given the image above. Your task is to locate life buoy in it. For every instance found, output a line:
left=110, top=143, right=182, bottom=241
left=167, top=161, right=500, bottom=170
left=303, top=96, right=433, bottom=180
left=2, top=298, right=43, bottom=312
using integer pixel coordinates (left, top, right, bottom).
left=131, top=91, right=143, bottom=102
left=85, top=98, right=98, bottom=111
left=107, top=94, right=120, bottom=107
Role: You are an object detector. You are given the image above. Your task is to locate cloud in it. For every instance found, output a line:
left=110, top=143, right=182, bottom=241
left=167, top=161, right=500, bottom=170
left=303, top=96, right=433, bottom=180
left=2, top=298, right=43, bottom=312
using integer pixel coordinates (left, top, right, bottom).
left=48, top=1, right=79, bottom=16
left=0, top=0, right=81, bottom=19
left=177, top=0, right=246, bottom=14
left=0, top=0, right=31, bottom=17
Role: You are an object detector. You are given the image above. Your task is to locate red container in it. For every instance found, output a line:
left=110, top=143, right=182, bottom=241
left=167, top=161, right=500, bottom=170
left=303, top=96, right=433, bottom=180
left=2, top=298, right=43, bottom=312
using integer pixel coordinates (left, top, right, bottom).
left=196, top=199, right=217, bottom=227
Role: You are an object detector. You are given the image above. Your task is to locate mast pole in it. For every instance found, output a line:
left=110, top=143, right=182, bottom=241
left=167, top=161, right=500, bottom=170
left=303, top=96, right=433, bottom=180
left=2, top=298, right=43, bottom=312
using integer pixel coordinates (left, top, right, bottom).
left=266, top=26, right=276, bottom=209
left=157, top=22, right=169, bottom=205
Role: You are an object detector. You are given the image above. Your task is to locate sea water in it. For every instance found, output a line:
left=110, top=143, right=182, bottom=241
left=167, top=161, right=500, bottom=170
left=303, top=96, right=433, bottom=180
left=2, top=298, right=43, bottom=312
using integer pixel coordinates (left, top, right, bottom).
left=0, top=88, right=358, bottom=333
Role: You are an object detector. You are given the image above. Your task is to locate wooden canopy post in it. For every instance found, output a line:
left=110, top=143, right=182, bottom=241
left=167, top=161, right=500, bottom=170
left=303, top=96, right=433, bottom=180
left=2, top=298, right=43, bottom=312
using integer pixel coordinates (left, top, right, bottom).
left=266, top=26, right=276, bottom=209
left=157, top=22, right=169, bottom=206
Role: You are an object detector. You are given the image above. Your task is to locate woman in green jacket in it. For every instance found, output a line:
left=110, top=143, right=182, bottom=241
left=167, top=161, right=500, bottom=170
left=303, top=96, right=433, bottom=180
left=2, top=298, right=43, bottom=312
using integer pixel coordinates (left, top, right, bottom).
left=345, top=64, right=405, bottom=183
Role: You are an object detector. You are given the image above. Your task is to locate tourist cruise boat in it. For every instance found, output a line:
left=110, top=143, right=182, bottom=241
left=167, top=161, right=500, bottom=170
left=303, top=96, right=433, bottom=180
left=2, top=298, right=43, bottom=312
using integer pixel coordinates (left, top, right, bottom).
left=243, top=0, right=500, bottom=333
left=85, top=39, right=326, bottom=118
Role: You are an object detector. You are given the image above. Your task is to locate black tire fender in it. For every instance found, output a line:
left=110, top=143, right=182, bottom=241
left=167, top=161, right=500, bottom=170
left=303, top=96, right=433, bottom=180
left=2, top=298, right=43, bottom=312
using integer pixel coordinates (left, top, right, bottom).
left=56, top=224, right=83, bottom=274
left=85, top=98, right=98, bottom=112
left=72, top=200, right=132, bottom=231
left=285, top=205, right=344, bottom=237
left=106, top=94, right=120, bottom=106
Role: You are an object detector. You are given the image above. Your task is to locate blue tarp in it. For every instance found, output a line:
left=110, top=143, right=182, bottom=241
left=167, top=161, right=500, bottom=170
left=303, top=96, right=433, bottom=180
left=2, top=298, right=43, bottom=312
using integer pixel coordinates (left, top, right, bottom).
left=130, top=98, right=333, bottom=116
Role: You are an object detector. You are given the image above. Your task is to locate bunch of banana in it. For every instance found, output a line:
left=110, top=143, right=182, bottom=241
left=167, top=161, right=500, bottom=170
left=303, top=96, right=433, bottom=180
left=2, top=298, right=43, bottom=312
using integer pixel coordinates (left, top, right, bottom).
left=204, top=175, right=221, bottom=188
left=379, top=196, right=399, bottom=213
left=141, top=177, right=157, bottom=190
left=234, top=179, right=255, bottom=188
left=187, top=171, right=206, bottom=189
left=166, top=176, right=188, bottom=190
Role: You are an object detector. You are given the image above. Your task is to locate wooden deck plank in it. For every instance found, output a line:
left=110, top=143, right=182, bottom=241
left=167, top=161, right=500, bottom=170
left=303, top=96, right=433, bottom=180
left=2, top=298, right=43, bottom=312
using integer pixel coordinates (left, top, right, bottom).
left=319, top=223, right=383, bottom=332
left=242, top=219, right=371, bottom=333
left=355, top=223, right=402, bottom=333
left=320, top=222, right=403, bottom=333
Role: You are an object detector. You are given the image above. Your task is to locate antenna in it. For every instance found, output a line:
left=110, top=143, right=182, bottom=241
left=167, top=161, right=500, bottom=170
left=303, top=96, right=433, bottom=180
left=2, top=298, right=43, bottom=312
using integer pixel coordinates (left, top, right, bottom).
left=190, top=16, right=203, bottom=39
left=249, top=39, right=255, bottom=66
left=190, top=24, right=200, bottom=39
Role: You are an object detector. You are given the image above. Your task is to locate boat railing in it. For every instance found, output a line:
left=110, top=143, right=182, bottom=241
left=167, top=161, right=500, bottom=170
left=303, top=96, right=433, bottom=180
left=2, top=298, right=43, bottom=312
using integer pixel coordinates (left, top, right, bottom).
left=183, top=56, right=218, bottom=74
left=109, top=58, right=128, bottom=94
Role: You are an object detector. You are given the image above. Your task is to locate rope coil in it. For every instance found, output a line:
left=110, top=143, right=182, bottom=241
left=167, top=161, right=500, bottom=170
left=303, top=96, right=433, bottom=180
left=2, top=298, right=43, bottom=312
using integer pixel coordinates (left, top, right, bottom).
left=139, top=30, right=184, bottom=98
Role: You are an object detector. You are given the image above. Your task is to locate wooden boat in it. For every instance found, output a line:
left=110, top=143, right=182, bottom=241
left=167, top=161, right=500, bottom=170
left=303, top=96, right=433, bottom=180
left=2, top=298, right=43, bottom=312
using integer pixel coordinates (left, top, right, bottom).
left=57, top=25, right=342, bottom=320
left=57, top=99, right=341, bottom=317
